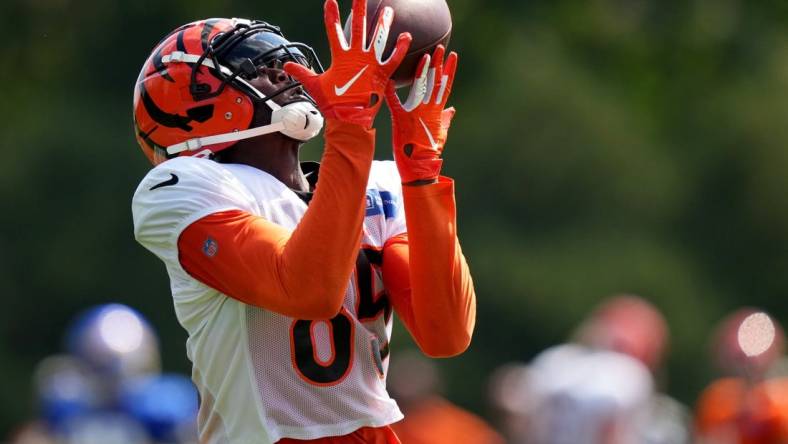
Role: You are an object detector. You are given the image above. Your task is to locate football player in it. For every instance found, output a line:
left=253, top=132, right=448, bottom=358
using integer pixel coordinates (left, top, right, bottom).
left=130, top=0, right=476, bottom=443
left=519, top=296, right=690, bottom=444
left=695, top=309, right=788, bottom=444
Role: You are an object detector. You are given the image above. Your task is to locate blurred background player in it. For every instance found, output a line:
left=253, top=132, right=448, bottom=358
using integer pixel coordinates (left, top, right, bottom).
left=499, top=294, right=690, bottom=444
left=694, top=309, right=788, bottom=444
left=130, top=0, right=475, bottom=442
left=9, top=303, right=198, bottom=444
left=579, top=296, right=691, bottom=444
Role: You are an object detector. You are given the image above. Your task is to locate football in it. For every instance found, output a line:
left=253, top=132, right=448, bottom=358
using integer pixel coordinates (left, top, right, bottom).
left=364, top=0, right=453, bottom=87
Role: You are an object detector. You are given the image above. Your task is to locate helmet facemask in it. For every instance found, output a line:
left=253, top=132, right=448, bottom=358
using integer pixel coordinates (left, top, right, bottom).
left=191, top=20, right=323, bottom=102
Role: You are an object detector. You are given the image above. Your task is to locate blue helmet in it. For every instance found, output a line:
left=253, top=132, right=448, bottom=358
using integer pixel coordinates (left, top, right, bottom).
left=65, top=304, right=161, bottom=379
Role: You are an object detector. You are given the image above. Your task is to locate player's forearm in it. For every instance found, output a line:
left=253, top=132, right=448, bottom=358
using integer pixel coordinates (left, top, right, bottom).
left=277, top=119, right=375, bottom=317
left=402, top=177, right=476, bottom=357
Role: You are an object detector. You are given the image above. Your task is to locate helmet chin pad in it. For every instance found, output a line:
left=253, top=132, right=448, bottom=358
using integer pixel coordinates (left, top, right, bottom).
left=271, top=101, right=324, bottom=142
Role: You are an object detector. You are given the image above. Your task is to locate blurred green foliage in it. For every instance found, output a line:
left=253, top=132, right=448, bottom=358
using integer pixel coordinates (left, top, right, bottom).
left=1, top=0, right=787, bottom=436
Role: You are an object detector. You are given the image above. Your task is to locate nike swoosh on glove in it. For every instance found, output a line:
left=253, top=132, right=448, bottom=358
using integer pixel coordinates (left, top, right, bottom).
left=284, top=0, right=412, bottom=128
left=385, top=45, right=458, bottom=184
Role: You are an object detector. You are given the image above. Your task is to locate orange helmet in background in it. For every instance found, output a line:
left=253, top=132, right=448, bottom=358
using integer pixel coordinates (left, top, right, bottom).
left=133, top=18, right=324, bottom=165
left=694, top=310, right=788, bottom=444
left=577, top=294, right=669, bottom=372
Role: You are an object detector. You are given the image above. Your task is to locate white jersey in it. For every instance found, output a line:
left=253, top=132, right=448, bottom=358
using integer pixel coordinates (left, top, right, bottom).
left=525, top=344, right=654, bottom=444
left=131, top=157, right=406, bottom=444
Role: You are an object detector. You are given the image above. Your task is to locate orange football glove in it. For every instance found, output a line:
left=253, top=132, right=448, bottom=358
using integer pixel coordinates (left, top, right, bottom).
left=385, top=45, right=458, bottom=184
left=284, top=0, right=412, bottom=128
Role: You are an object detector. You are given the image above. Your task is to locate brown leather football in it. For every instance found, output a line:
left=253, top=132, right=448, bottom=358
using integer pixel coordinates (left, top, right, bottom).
left=364, top=0, right=452, bottom=88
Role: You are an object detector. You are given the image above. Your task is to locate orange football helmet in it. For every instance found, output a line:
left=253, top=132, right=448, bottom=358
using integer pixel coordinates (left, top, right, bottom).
left=133, top=18, right=324, bottom=165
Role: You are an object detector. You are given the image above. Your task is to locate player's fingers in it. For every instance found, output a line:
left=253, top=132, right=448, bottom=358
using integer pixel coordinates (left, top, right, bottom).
left=384, top=82, right=404, bottom=112
left=323, top=0, right=349, bottom=53
left=436, top=51, right=457, bottom=105
left=283, top=62, right=316, bottom=85
left=431, top=45, right=446, bottom=71
left=350, top=0, right=368, bottom=49
left=402, top=54, right=430, bottom=111
left=369, top=6, right=394, bottom=62
left=385, top=32, right=412, bottom=70
left=425, top=45, right=445, bottom=104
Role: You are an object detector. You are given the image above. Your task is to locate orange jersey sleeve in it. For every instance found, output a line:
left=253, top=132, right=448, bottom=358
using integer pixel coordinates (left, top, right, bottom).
left=177, top=119, right=374, bottom=320
left=382, top=177, right=476, bottom=357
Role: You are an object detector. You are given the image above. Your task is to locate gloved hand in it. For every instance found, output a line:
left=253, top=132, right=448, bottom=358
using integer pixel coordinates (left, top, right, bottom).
left=285, top=0, right=412, bottom=128
left=385, top=45, right=458, bottom=184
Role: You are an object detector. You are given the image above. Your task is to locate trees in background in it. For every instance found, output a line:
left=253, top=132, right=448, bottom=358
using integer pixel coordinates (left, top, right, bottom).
left=1, top=0, right=786, bottom=434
